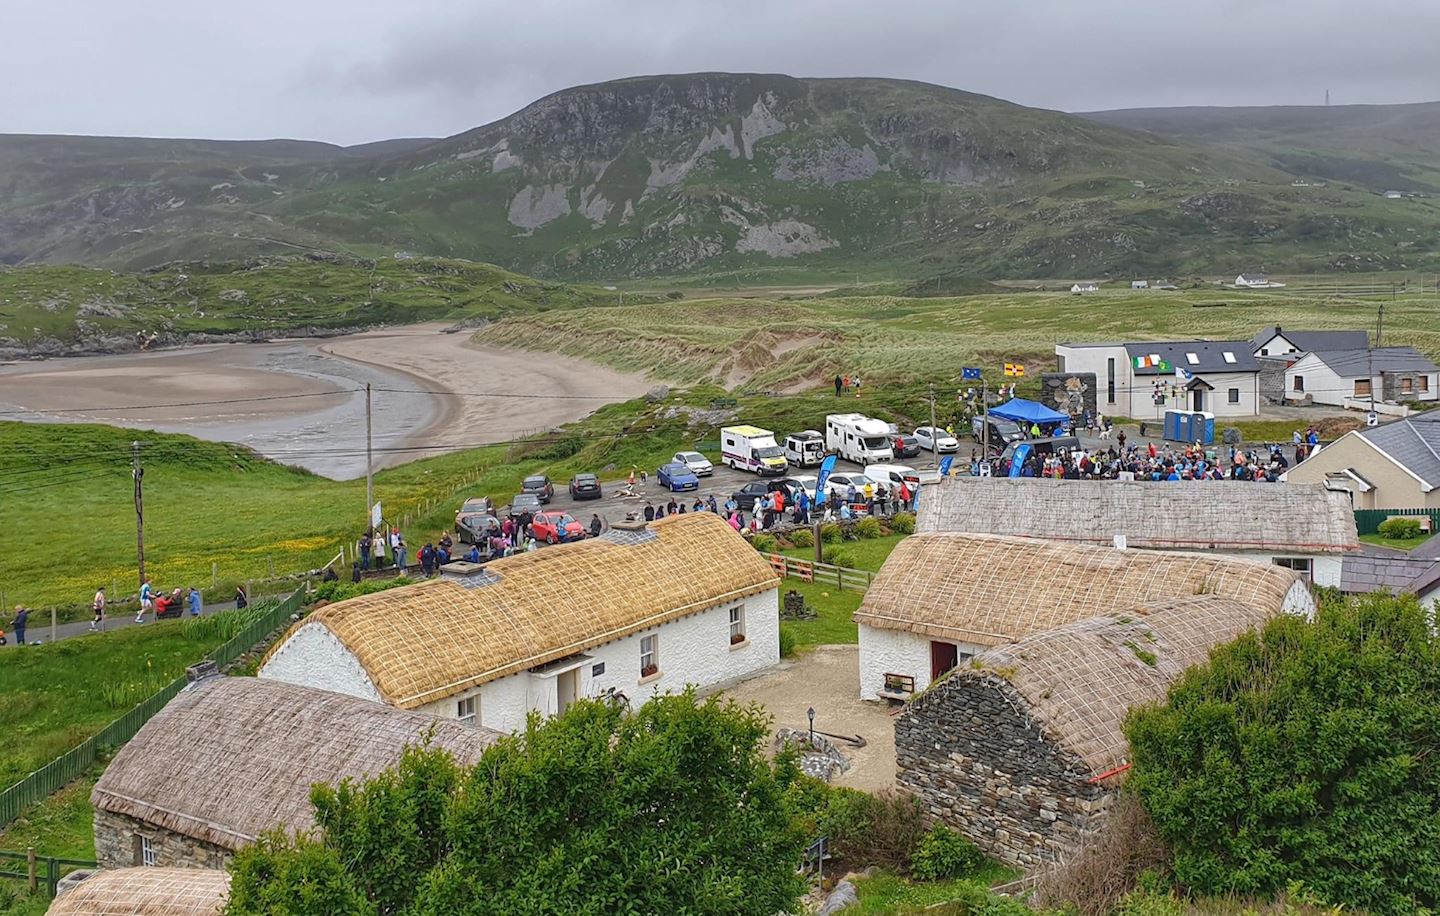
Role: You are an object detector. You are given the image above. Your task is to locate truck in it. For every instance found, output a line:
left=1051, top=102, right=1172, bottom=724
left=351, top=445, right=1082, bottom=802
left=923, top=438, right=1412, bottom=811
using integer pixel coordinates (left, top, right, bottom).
left=720, top=425, right=788, bottom=476
left=825, top=413, right=895, bottom=465
left=783, top=430, right=826, bottom=467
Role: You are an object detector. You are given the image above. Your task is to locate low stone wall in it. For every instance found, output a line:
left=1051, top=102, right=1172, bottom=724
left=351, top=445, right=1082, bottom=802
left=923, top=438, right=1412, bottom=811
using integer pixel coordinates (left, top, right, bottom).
left=93, top=809, right=231, bottom=870
left=895, top=673, right=1110, bottom=868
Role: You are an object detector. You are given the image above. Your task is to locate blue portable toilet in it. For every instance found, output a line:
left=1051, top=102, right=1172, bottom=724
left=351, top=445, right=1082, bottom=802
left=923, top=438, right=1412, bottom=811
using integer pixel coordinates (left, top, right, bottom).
left=1190, top=411, right=1216, bottom=445
left=1163, top=410, right=1185, bottom=442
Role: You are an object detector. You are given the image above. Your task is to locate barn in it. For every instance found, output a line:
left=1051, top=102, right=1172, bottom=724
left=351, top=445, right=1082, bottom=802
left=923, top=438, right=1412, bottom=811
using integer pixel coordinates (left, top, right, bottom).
left=896, top=595, right=1276, bottom=866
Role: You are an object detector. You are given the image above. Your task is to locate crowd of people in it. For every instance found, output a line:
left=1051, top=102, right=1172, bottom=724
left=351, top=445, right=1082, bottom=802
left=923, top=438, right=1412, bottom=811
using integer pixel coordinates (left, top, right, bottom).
left=968, top=430, right=1322, bottom=482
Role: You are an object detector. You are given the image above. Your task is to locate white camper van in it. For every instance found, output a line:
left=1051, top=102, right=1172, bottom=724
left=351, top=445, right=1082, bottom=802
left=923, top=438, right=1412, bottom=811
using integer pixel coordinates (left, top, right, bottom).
left=826, top=414, right=894, bottom=465
left=720, top=425, right=788, bottom=476
left=784, top=430, right=826, bottom=467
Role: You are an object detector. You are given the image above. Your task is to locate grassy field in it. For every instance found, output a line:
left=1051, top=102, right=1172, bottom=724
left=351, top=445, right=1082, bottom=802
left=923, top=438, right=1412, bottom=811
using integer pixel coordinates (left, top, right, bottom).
left=1359, top=531, right=1435, bottom=551
left=0, top=768, right=98, bottom=914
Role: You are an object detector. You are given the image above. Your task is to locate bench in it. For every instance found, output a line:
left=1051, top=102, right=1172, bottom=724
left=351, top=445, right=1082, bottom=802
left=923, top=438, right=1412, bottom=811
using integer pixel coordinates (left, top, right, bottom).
left=878, top=672, right=915, bottom=702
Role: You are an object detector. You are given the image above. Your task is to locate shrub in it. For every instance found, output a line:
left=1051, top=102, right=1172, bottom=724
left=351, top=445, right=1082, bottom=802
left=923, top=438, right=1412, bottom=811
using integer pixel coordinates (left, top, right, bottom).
left=911, top=824, right=984, bottom=881
left=312, top=576, right=414, bottom=606
left=778, top=624, right=797, bottom=659
left=749, top=533, right=778, bottom=553
left=890, top=512, right=916, bottom=534
left=665, top=290, right=685, bottom=300
left=1033, top=793, right=1169, bottom=916
left=854, top=517, right=883, bottom=539
left=819, top=522, right=843, bottom=544
left=787, top=528, right=813, bottom=548
left=819, top=787, right=927, bottom=871
left=1378, top=516, right=1423, bottom=540
left=821, top=546, right=856, bottom=568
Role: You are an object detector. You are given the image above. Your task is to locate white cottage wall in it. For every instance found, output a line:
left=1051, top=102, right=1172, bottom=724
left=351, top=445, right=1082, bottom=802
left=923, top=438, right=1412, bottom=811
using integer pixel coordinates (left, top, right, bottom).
left=258, top=622, right=383, bottom=703
left=857, top=624, right=932, bottom=701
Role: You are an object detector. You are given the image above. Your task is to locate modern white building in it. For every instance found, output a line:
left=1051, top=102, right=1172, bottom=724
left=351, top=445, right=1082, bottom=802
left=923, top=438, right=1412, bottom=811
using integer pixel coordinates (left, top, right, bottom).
left=1285, top=347, right=1439, bottom=408
left=1055, top=339, right=1261, bottom=418
left=916, top=477, right=1358, bottom=588
left=854, top=533, right=1313, bottom=702
left=1251, top=325, right=1368, bottom=358
left=259, top=513, right=781, bottom=733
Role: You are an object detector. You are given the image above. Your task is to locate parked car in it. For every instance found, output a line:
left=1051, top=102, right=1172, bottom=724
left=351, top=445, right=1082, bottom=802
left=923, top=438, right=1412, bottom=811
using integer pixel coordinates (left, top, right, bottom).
left=568, top=473, right=603, bottom=500
left=821, top=473, right=872, bottom=501
left=530, top=511, right=585, bottom=544
left=672, top=450, right=714, bottom=476
left=521, top=475, right=554, bottom=503
left=731, top=481, right=773, bottom=511
left=972, top=416, right=1025, bottom=448
left=657, top=462, right=701, bottom=492
left=914, top=426, right=960, bottom=453
left=892, top=433, right=922, bottom=459
left=508, top=493, right=542, bottom=518
left=455, top=511, right=501, bottom=545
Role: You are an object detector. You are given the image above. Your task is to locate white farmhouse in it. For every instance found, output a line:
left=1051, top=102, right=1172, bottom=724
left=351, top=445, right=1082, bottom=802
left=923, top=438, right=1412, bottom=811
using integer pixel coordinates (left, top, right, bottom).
left=1285, top=347, right=1439, bottom=408
left=1251, top=325, right=1368, bottom=358
left=1235, top=273, right=1279, bottom=288
left=854, top=533, right=1313, bottom=702
left=1071, top=282, right=1099, bottom=293
left=1055, top=339, right=1261, bottom=417
left=259, top=513, right=781, bottom=732
left=917, top=477, right=1358, bottom=588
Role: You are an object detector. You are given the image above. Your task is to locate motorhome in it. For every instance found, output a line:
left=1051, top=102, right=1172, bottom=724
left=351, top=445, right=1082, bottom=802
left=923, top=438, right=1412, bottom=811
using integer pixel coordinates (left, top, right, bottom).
left=721, top=426, right=788, bottom=476
left=784, top=430, right=826, bottom=467
left=826, top=414, right=894, bottom=465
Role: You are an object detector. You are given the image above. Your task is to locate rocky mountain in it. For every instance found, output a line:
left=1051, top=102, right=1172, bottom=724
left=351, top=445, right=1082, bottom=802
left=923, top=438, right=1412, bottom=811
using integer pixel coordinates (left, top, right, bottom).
left=3, top=74, right=1438, bottom=279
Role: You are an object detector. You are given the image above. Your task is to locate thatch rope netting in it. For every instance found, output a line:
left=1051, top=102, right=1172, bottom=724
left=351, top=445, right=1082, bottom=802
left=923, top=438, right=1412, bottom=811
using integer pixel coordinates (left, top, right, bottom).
left=46, top=867, right=230, bottom=915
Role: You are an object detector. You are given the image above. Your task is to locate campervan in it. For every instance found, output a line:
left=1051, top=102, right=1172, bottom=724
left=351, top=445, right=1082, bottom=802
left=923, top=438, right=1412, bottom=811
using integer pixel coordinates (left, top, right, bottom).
left=784, top=430, right=826, bottom=467
left=863, top=463, right=922, bottom=493
left=721, top=426, right=788, bottom=476
left=825, top=414, right=894, bottom=465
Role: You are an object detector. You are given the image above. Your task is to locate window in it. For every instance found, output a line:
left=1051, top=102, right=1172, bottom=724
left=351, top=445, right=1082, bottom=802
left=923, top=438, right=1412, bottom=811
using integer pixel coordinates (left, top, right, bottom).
left=640, top=634, right=658, bottom=677
left=1422, top=376, right=1431, bottom=392
left=1402, top=377, right=1414, bottom=394
left=1354, top=379, right=1372, bottom=397
left=1293, top=376, right=1305, bottom=392
left=134, top=835, right=156, bottom=867
left=1261, top=348, right=1270, bottom=356
left=1106, top=358, right=1116, bottom=404
left=1185, top=353, right=1200, bottom=365
left=729, top=605, right=746, bottom=644
left=1228, top=388, right=1240, bottom=404
left=1273, top=557, right=1313, bottom=579
left=456, top=695, right=476, bottom=723
left=1222, top=351, right=1237, bottom=364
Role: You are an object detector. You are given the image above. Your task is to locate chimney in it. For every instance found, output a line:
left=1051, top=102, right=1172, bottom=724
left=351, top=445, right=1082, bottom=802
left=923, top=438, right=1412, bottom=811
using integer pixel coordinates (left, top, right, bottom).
left=186, top=659, right=219, bottom=683
left=611, top=516, right=648, bottom=532
left=439, top=560, right=487, bottom=580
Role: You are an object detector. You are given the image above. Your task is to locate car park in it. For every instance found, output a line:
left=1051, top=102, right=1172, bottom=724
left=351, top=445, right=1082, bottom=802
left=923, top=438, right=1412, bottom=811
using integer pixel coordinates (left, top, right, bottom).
left=657, top=462, right=701, bottom=492
left=914, top=426, right=960, bottom=453
left=508, top=493, right=542, bottom=518
left=892, top=433, right=921, bottom=459
left=568, top=473, right=603, bottom=500
left=521, top=475, right=555, bottom=503
left=672, top=450, right=714, bottom=476
left=530, top=511, right=585, bottom=544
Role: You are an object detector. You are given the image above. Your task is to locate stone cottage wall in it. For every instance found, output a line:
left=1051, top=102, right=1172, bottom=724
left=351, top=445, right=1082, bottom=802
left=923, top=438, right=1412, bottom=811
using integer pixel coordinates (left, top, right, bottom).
left=895, top=674, right=1112, bottom=868
left=93, top=809, right=231, bottom=870
left=1255, top=357, right=1290, bottom=405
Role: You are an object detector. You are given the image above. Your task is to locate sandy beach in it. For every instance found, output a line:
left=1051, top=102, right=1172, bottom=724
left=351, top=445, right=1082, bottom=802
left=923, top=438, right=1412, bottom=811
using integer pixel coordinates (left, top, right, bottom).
left=0, top=324, right=651, bottom=479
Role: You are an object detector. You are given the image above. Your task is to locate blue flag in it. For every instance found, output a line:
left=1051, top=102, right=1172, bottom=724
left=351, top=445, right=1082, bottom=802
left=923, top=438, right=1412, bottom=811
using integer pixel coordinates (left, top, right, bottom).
left=815, top=454, right=837, bottom=499
left=962, top=367, right=982, bottom=381
left=1008, top=444, right=1032, bottom=478
left=938, top=455, right=954, bottom=478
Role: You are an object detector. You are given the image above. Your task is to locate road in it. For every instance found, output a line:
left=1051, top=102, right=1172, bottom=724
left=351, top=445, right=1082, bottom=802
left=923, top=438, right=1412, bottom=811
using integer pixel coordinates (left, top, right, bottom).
left=0, top=599, right=244, bottom=648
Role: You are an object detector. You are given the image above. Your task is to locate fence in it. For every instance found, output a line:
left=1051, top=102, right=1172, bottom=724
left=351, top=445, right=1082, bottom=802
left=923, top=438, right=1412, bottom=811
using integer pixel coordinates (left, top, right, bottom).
left=1354, top=508, right=1440, bottom=536
left=0, top=849, right=97, bottom=898
left=762, top=553, right=873, bottom=592
left=0, top=586, right=309, bottom=830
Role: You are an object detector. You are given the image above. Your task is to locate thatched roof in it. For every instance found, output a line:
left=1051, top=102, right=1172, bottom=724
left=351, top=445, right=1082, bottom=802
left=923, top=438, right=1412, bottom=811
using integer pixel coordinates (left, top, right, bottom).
left=950, top=596, right=1274, bottom=776
left=917, top=478, right=1357, bottom=554
left=92, top=677, right=499, bottom=850
left=47, top=867, right=229, bottom=916
left=263, top=513, right=779, bottom=708
left=855, top=533, right=1302, bottom=646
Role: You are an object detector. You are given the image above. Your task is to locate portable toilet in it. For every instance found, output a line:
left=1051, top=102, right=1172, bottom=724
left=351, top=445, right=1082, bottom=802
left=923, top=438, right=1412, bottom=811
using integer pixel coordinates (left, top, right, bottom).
left=1162, top=410, right=1188, bottom=442
left=1190, top=411, right=1216, bottom=445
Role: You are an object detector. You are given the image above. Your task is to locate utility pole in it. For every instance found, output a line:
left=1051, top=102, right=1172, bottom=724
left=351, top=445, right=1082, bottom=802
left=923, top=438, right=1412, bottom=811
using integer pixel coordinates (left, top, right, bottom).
left=982, top=382, right=990, bottom=464
left=1377, top=301, right=1385, bottom=348
left=928, top=383, right=939, bottom=470
left=132, top=442, right=146, bottom=587
left=365, top=383, right=374, bottom=536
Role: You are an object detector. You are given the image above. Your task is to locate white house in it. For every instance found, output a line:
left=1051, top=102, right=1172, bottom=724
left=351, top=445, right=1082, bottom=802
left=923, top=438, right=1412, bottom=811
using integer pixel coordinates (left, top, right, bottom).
left=1285, top=347, right=1439, bottom=408
left=1236, top=273, right=1283, bottom=288
left=1130, top=280, right=1149, bottom=289
left=917, top=477, right=1358, bottom=588
left=1055, top=339, right=1261, bottom=418
left=1251, top=325, right=1368, bottom=358
left=259, top=513, right=781, bottom=732
left=854, top=533, right=1313, bottom=702
left=1071, top=283, right=1099, bottom=293
left=1384, top=190, right=1405, bottom=200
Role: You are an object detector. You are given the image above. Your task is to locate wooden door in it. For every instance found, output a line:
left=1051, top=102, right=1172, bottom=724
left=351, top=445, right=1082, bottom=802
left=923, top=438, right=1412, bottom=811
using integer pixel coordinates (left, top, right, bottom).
left=930, top=641, right=959, bottom=681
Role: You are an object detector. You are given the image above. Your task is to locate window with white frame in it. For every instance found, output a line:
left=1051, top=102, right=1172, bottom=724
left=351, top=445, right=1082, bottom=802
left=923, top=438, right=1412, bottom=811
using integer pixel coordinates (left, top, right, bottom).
left=135, top=834, right=156, bottom=867
left=729, top=605, right=746, bottom=643
left=1273, top=557, right=1313, bottom=578
left=1185, top=353, right=1200, bottom=365
left=1223, top=351, right=1237, bottom=364
left=456, top=695, right=476, bottom=723
left=640, top=634, right=658, bottom=676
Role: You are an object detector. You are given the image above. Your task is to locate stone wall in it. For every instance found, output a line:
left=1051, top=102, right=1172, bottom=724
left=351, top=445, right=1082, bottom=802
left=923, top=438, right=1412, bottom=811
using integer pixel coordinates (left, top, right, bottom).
left=1040, top=373, right=1097, bottom=420
left=1256, top=357, right=1289, bottom=404
left=93, top=809, right=231, bottom=870
left=895, top=673, right=1111, bottom=868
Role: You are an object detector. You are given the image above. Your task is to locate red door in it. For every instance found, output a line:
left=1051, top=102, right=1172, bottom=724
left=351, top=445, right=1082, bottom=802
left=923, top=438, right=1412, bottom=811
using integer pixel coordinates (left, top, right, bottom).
left=930, top=641, right=959, bottom=681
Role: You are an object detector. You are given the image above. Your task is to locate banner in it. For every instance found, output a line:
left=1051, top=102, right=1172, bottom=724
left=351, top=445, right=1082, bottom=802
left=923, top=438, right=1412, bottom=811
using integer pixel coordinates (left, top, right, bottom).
left=370, top=501, right=382, bottom=529
left=938, top=455, right=954, bottom=478
left=961, top=367, right=982, bottom=381
left=814, top=454, right=837, bottom=499
left=1007, top=443, right=1032, bottom=478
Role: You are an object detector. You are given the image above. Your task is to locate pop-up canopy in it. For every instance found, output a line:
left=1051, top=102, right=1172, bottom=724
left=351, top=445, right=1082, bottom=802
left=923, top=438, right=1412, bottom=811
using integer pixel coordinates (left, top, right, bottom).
left=988, top=398, right=1069, bottom=426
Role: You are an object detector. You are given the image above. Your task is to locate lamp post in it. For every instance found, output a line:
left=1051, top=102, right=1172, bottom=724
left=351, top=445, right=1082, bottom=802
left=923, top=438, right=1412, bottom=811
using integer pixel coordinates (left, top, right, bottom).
left=807, top=707, right=816, bottom=746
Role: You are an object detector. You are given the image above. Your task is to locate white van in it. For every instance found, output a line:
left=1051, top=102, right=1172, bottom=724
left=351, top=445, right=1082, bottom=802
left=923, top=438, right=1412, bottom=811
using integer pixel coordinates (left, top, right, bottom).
left=863, top=463, right=922, bottom=493
left=826, top=413, right=894, bottom=465
left=720, top=425, right=788, bottom=476
left=784, top=430, right=826, bottom=467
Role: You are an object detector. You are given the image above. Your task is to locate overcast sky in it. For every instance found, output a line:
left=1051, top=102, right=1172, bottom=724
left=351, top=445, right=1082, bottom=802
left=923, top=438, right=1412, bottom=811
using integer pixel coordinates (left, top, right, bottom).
left=4, top=0, right=1436, bottom=146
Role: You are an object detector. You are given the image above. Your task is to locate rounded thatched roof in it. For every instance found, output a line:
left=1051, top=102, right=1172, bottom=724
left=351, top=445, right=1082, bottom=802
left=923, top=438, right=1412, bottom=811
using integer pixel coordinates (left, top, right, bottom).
left=47, top=867, right=229, bottom=915
left=262, top=512, right=779, bottom=708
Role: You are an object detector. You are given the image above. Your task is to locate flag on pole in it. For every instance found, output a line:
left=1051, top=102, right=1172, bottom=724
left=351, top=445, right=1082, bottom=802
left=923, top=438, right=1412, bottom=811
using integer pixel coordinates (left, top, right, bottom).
left=1175, top=367, right=1194, bottom=384
left=938, top=456, right=954, bottom=478
left=961, top=367, right=982, bottom=381
left=1003, top=362, right=1025, bottom=377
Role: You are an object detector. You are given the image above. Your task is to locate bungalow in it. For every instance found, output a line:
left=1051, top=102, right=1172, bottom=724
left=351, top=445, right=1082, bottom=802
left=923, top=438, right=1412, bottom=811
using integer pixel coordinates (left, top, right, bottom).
left=896, top=595, right=1276, bottom=866
left=1286, top=410, right=1440, bottom=509
left=91, top=676, right=500, bottom=869
left=917, top=477, right=1358, bottom=587
left=1236, top=273, right=1280, bottom=288
left=49, top=868, right=230, bottom=915
left=1055, top=339, right=1261, bottom=417
left=1071, top=282, right=1099, bottom=293
left=1251, top=325, right=1368, bottom=358
left=853, top=533, right=1311, bottom=702
left=1130, top=280, right=1149, bottom=289
left=1284, top=347, right=1439, bottom=407
left=259, top=513, right=781, bottom=731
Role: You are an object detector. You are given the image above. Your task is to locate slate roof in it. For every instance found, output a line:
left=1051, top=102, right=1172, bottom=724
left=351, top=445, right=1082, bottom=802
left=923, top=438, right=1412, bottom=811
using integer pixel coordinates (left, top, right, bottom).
left=1122, top=340, right=1259, bottom=375
left=1252, top=326, right=1368, bottom=353
left=1356, top=411, right=1440, bottom=488
left=1305, top=347, right=1439, bottom=377
left=1341, top=554, right=1440, bottom=598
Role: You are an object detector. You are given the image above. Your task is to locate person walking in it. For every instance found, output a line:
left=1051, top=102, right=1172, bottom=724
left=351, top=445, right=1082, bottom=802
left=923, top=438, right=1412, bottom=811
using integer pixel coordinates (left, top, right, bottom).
left=135, top=577, right=155, bottom=624
left=90, top=586, right=106, bottom=631
left=834, top=374, right=843, bottom=397
left=12, top=605, right=27, bottom=645
left=391, top=531, right=407, bottom=571
left=589, top=514, right=604, bottom=538
left=187, top=587, right=202, bottom=617
left=234, top=584, right=249, bottom=610
left=359, top=531, right=372, bottom=571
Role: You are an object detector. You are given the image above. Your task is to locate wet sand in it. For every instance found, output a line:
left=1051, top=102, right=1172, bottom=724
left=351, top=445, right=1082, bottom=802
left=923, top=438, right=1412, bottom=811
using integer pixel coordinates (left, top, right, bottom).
left=0, top=325, right=651, bottom=479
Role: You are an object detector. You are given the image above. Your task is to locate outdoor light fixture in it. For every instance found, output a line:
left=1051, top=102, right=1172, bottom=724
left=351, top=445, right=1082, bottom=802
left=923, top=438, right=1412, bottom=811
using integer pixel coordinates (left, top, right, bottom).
left=807, top=707, right=816, bottom=745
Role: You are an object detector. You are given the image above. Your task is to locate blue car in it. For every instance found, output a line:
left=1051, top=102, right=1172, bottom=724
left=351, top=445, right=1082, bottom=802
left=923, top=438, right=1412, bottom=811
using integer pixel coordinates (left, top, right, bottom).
left=657, top=462, right=700, bottom=492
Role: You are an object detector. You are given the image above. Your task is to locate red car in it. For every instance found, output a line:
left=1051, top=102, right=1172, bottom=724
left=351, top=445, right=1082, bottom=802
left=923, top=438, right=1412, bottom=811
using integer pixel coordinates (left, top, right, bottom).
left=530, top=511, right=585, bottom=545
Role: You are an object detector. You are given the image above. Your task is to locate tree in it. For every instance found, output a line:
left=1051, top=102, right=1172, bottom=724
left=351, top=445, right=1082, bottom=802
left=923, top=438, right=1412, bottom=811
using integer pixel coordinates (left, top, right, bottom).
left=1124, top=594, right=1440, bottom=914
left=227, top=691, right=809, bottom=916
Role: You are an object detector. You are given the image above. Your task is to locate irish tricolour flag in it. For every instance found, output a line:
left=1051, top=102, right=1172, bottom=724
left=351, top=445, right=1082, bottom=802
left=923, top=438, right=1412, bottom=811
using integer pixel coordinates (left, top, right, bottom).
left=1134, top=354, right=1172, bottom=371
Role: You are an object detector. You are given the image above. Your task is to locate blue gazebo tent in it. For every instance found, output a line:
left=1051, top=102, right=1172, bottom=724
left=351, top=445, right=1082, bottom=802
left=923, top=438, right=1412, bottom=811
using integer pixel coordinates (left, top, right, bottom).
left=988, top=398, right=1069, bottom=429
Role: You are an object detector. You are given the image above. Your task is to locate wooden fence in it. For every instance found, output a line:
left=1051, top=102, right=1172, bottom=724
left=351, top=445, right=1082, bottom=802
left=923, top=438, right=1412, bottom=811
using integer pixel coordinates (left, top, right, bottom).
left=1354, top=508, right=1440, bottom=536
left=0, top=849, right=97, bottom=898
left=0, top=586, right=309, bottom=830
left=761, top=553, right=873, bottom=592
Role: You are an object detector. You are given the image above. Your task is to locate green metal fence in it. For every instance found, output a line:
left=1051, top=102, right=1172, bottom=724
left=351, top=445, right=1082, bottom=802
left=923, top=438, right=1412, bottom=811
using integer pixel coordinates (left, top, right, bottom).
left=1354, top=508, right=1440, bottom=536
left=0, top=849, right=97, bottom=897
left=0, top=587, right=308, bottom=830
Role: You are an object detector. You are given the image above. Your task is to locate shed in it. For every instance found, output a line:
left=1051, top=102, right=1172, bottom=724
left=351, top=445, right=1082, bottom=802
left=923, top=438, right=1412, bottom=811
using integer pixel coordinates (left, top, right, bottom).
left=47, top=868, right=230, bottom=916
left=91, top=677, right=499, bottom=869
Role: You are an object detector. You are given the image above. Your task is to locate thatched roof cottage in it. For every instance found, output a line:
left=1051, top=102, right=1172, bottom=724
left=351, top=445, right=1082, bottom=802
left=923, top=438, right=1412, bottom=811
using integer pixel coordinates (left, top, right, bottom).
left=917, top=478, right=1357, bottom=587
left=91, top=676, right=499, bottom=870
left=854, top=533, right=1310, bottom=701
left=48, top=867, right=229, bottom=915
left=896, top=595, right=1275, bottom=866
left=259, top=513, right=781, bottom=731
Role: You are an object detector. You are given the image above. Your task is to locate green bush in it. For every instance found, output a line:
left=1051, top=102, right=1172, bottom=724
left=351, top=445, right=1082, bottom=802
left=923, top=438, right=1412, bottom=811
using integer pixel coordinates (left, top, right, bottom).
left=312, top=576, right=414, bottom=605
left=787, top=528, right=813, bottom=548
left=1377, top=516, right=1424, bottom=540
left=750, top=533, right=778, bottom=553
left=778, top=625, right=797, bottom=659
left=911, top=824, right=984, bottom=881
left=820, top=522, right=843, bottom=544
left=821, top=546, right=856, bottom=568
left=1125, top=594, right=1440, bottom=915
left=890, top=512, right=916, bottom=535
left=854, top=517, right=883, bottom=539
left=817, top=787, right=926, bottom=872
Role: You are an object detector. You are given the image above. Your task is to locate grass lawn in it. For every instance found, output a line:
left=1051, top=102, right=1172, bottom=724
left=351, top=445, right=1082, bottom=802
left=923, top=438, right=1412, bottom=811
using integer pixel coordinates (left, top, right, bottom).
left=781, top=533, right=908, bottom=572
left=0, top=768, right=100, bottom=915
left=780, top=581, right=864, bottom=648
left=1359, top=531, right=1435, bottom=551
left=849, top=864, right=1021, bottom=915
